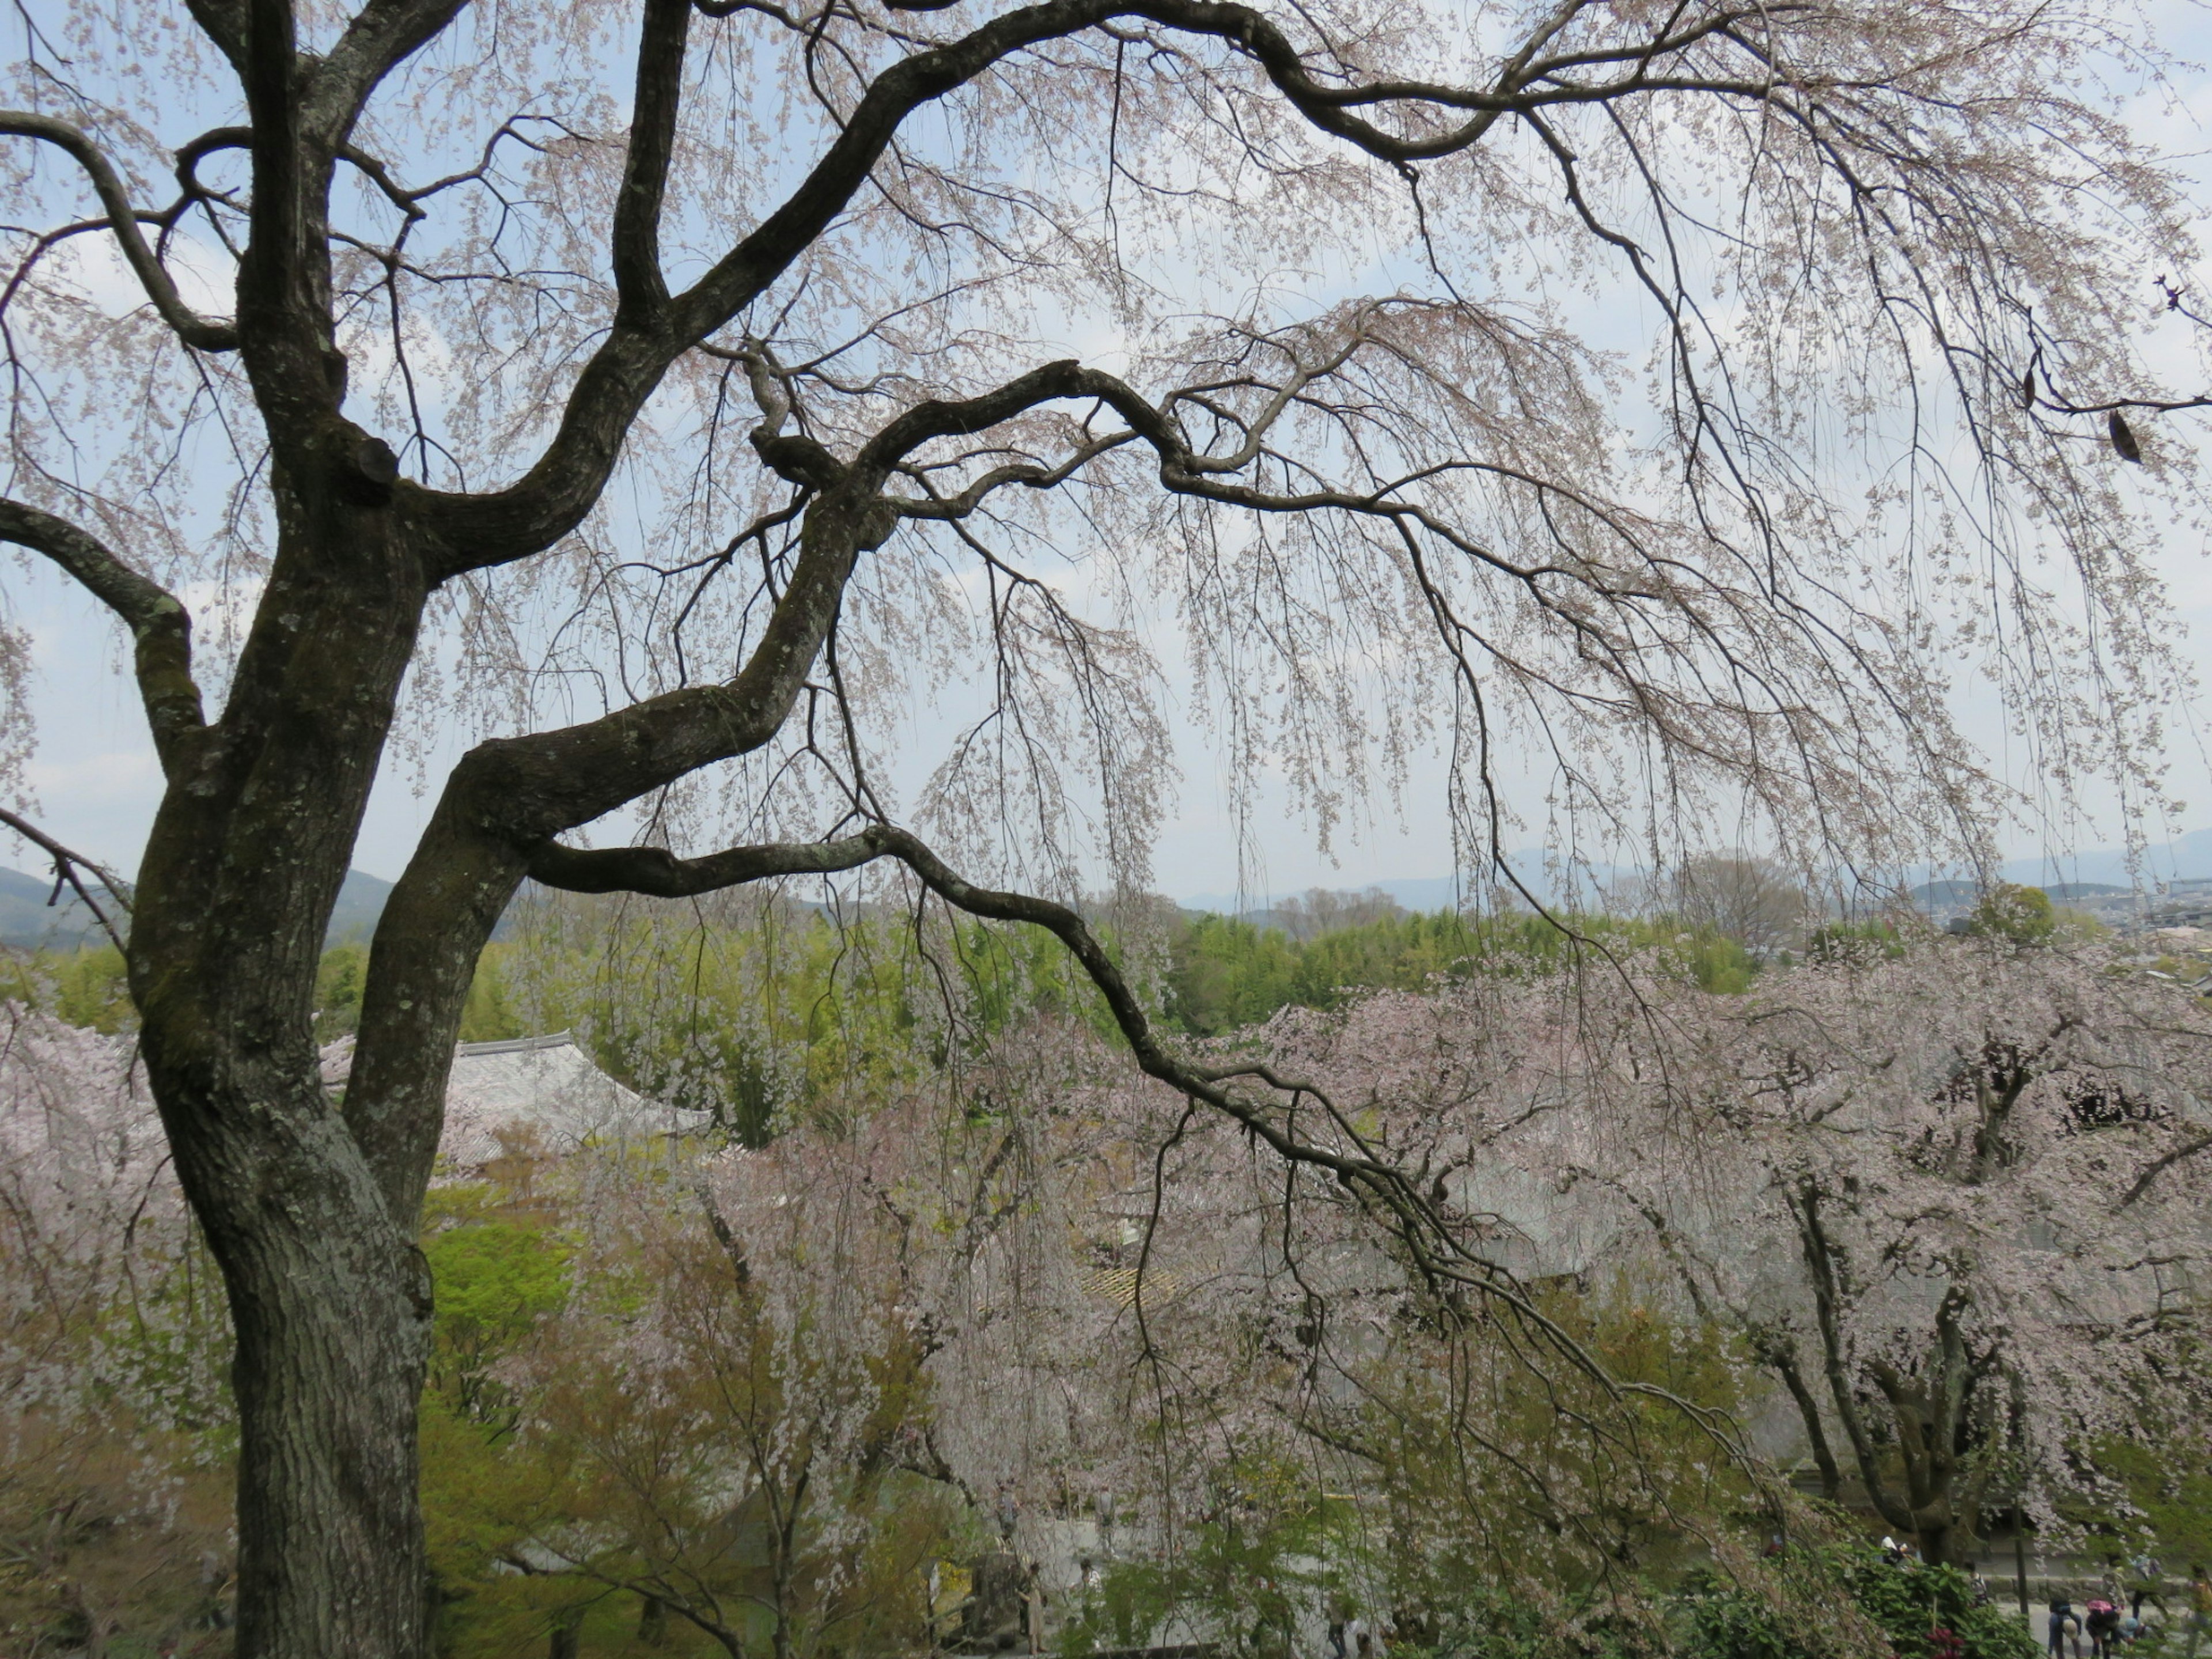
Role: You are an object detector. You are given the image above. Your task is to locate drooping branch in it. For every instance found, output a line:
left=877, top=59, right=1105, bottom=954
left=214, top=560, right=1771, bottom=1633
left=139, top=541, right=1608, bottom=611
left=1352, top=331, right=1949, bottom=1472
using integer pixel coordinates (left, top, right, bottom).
left=420, top=0, right=1791, bottom=570
left=522, top=820, right=1483, bottom=1240
left=0, top=499, right=206, bottom=771
left=0, top=113, right=239, bottom=350
left=521, top=819, right=1760, bottom=1459
left=0, top=807, right=131, bottom=952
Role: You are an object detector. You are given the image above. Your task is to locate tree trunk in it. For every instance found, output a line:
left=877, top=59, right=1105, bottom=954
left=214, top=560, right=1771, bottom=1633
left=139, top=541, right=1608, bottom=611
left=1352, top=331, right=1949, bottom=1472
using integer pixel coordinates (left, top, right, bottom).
left=127, top=472, right=440, bottom=1658
left=224, top=1164, right=431, bottom=1657
left=139, top=997, right=438, bottom=1659
left=1762, top=1339, right=1844, bottom=1502
left=1870, top=1357, right=1971, bottom=1567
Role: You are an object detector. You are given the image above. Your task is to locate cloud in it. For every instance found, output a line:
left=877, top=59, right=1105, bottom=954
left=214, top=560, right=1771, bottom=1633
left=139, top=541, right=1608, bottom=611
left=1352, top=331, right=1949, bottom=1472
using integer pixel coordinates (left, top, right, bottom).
left=27, top=747, right=162, bottom=808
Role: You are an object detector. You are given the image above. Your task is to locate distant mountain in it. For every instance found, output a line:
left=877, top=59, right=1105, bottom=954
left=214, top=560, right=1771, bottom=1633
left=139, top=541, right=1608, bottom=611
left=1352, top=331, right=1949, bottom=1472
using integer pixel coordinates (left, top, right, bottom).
left=1180, top=826, right=2212, bottom=923
left=1, top=866, right=399, bottom=951
left=0, top=864, right=118, bottom=949
left=1999, top=827, right=2212, bottom=891
left=1909, top=880, right=1982, bottom=908
left=1180, top=853, right=1622, bottom=918
left=326, top=869, right=395, bottom=942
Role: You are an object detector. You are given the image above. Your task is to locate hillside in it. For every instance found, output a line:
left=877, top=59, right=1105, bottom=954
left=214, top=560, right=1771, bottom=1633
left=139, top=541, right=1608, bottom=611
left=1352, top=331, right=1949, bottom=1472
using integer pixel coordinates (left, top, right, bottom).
left=0, top=866, right=396, bottom=950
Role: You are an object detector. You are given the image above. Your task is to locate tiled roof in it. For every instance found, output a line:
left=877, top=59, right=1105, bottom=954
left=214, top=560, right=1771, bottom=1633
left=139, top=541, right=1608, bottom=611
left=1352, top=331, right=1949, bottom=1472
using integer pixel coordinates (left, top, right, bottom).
left=320, top=1031, right=710, bottom=1172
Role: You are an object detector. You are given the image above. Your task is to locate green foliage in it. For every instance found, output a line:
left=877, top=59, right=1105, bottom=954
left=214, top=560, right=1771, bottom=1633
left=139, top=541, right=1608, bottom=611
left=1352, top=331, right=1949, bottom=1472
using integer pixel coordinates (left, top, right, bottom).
left=1426, top=1592, right=1596, bottom=1659
left=466, top=894, right=1129, bottom=1143
left=1062, top=1455, right=1325, bottom=1659
left=1678, top=1545, right=2038, bottom=1659
left=412, top=1147, right=967, bottom=1659
left=1339, top=1275, right=1760, bottom=1613
left=455, top=947, right=528, bottom=1044
left=314, top=940, right=368, bottom=1041
left=1065, top=1285, right=1766, bottom=1659
left=13, top=892, right=1771, bottom=1078
left=0, top=944, right=134, bottom=1030
left=1805, top=920, right=1910, bottom=961
left=1165, top=910, right=1758, bottom=1036
left=420, top=1185, right=575, bottom=1423
left=1967, top=885, right=2057, bottom=945
left=2078, top=1432, right=2212, bottom=1569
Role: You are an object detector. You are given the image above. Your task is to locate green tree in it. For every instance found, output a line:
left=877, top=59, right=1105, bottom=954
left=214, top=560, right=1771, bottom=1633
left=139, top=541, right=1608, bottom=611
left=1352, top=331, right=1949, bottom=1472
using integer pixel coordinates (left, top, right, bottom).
left=1968, top=886, right=2058, bottom=945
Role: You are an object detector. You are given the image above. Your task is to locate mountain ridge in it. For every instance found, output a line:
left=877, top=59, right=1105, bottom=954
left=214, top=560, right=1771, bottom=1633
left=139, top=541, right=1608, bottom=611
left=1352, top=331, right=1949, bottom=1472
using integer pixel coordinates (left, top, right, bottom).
left=1178, top=827, right=2212, bottom=916
left=0, top=866, right=396, bottom=951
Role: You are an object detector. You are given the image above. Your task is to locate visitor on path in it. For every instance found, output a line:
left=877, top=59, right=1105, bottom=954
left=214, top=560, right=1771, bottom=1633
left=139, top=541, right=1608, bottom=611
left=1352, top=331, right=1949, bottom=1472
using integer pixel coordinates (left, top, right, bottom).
left=2123, top=1557, right=2158, bottom=1628
left=2085, top=1599, right=2122, bottom=1659
left=2103, top=1561, right=2131, bottom=1612
left=2127, top=1553, right=2166, bottom=1621
left=2051, top=1598, right=2085, bottom=1659
left=2181, top=1565, right=2212, bottom=1659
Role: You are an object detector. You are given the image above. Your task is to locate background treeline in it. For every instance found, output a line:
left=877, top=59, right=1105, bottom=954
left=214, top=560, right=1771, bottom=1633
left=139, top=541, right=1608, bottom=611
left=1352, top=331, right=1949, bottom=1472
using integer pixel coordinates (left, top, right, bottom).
left=10, top=852, right=2112, bottom=1060
left=0, top=884, right=1773, bottom=1089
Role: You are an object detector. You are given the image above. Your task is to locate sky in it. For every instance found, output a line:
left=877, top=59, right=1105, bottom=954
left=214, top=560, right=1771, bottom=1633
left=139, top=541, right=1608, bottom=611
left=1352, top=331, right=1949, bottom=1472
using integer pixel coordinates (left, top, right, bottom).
left=10, top=5, right=2212, bottom=906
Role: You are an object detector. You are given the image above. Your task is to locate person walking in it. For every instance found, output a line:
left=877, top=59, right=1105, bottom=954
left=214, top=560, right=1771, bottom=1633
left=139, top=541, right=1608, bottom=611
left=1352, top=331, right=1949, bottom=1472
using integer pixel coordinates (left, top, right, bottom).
left=2181, top=1565, right=2212, bottom=1659
left=2051, top=1597, right=2085, bottom=1659
left=2127, top=1552, right=2166, bottom=1622
left=2102, top=1561, right=2131, bottom=1612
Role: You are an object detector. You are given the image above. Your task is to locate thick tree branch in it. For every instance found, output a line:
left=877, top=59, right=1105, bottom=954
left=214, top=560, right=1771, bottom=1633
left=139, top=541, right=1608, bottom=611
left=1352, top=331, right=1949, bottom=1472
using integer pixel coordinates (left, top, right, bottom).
left=525, top=834, right=886, bottom=894
left=184, top=0, right=248, bottom=71
left=307, top=1, right=475, bottom=147
left=0, top=499, right=207, bottom=770
left=1792, top=1181, right=1917, bottom=1532
left=419, top=0, right=1721, bottom=570
left=2123, top=1130, right=2212, bottom=1206
left=1758, top=1334, right=1844, bottom=1501
left=343, top=475, right=890, bottom=1220
left=612, top=0, right=694, bottom=322
left=0, top=113, right=240, bottom=350
left=232, top=0, right=344, bottom=444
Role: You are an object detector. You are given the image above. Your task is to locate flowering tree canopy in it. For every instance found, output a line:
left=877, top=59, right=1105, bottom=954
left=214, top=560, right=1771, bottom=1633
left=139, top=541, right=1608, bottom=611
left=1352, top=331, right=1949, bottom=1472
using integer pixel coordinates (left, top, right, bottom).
left=1256, top=942, right=2212, bottom=1565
